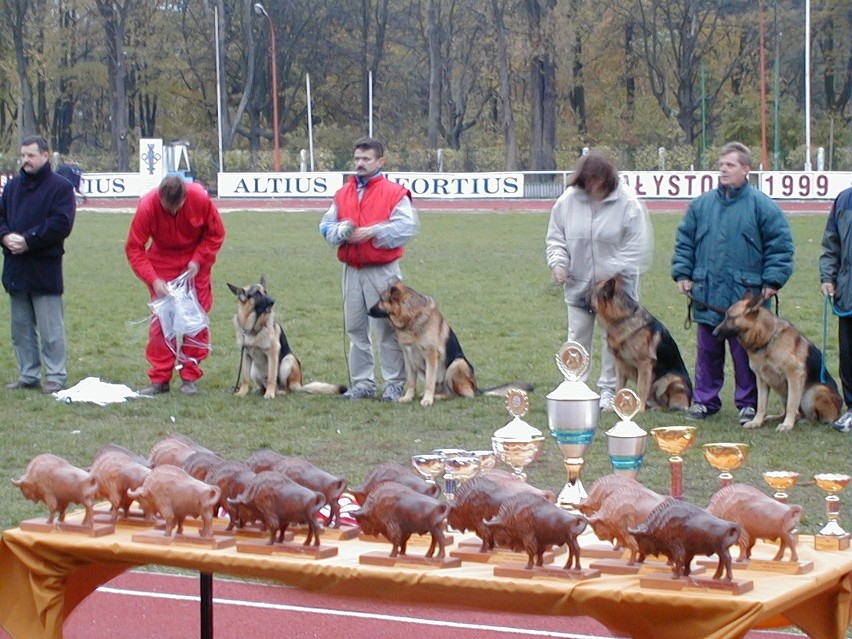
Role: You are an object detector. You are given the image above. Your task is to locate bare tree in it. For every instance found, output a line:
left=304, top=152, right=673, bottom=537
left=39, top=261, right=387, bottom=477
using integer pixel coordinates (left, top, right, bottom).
left=524, top=0, right=557, bottom=171
left=491, top=0, right=518, bottom=169
left=2, top=0, right=37, bottom=139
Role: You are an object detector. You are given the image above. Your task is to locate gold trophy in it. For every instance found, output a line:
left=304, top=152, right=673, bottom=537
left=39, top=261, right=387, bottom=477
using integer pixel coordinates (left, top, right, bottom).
left=411, top=454, right=446, bottom=485
left=702, top=442, right=749, bottom=488
left=545, top=341, right=600, bottom=508
left=430, top=448, right=473, bottom=501
left=469, top=450, right=499, bottom=472
left=813, top=473, right=851, bottom=551
left=762, top=471, right=800, bottom=504
left=491, top=389, right=545, bottom=481
left=649, top=426, right=698, bottom=499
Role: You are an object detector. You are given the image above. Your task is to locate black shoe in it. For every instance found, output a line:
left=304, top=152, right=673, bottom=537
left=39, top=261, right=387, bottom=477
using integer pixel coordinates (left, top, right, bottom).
left=5, top=380, right=40, bottom=390
left=686, top=403, right=709, bottom=420
left=139, top=382, right=170, bottom=396
left=41, top=381, right=65, bottom=394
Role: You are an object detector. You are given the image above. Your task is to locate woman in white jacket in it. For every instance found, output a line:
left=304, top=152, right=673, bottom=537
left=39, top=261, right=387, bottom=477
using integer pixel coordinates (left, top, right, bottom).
left=545, top=152, right=651, bottom=410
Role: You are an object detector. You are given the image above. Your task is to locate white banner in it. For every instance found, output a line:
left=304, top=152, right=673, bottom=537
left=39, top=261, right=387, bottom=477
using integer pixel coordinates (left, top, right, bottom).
left=386, top=172, right=524, bottom=198
left=79, top=173, right=151, bottom=198
left=756, top=172, right=852, bottom=200
left=217, top=172, right=343, bottom=198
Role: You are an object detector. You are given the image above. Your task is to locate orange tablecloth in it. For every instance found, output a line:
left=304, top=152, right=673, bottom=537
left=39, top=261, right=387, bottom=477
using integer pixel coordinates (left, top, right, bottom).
left=0, top=522, right=850, bottom=639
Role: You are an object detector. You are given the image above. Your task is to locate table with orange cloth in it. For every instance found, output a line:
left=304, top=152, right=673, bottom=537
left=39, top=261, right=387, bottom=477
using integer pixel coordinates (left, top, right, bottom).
left=0, top=521, right=850, bottom=639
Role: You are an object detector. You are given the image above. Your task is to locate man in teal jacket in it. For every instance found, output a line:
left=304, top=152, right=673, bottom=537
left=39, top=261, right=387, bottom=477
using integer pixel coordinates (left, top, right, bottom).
left=672, top=142, right=794, bottom=422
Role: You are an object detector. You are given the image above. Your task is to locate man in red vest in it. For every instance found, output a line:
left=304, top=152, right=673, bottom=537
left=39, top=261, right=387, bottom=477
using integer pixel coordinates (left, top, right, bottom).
left=320, top=138, right=418, bottom=400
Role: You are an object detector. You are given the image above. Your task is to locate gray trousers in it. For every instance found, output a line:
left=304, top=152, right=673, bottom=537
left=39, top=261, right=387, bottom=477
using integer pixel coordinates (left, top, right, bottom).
left=9, top=292, right=67, bottom=385
left=342, top=262, right=405, bottom=390
left=567, top=304, right=616, bottom=393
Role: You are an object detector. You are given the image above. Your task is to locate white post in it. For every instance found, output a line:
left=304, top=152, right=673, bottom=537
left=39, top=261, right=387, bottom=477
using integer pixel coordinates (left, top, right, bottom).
left=214, top=5, right=224, bottom=172
left=804, top=0, right=812, bottom=170
left=306, top=73, right=315, bottom=171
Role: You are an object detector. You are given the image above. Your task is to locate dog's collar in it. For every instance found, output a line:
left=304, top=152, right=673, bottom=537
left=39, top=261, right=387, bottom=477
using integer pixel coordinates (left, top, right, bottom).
left=750, top=324, right=780, bottom=352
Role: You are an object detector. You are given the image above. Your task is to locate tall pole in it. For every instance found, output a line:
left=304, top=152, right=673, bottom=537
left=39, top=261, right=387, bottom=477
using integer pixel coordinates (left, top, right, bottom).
left=306, top=73, right=315, bottom=171
left=773, top=0, right=781, bottom=167
left=368, top=70, right=373, bottom=137
left=214, top=5, right=224, bottom=173
left=254, top=3, right=280, bottom=172
left=758, top=0, right=769, bottom=169
left=804, top=0, right=812, bottom=170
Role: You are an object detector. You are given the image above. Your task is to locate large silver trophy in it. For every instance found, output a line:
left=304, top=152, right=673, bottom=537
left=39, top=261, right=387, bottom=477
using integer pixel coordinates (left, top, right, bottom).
left=604, top=389, right=648, bottom=479
left=546, top=341, right=600, bottom=508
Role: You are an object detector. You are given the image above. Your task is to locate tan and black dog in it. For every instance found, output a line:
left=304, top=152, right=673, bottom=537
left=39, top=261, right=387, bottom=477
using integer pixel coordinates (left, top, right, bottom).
left=227, top=277, right=346, bottom=399
left=713, top=293, right=842, bottom=431
left=368, top=282, right=533, bottom=406
left=591, top=275, right=693, bottom=411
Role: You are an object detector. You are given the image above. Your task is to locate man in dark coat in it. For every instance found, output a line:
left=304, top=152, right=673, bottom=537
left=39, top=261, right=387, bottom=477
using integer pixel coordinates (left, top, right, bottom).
left=0, top=135, right=76, bottom=393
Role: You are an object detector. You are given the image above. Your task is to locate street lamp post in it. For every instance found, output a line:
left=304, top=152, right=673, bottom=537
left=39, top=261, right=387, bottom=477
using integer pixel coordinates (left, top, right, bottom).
left=254, top=3, right=280, bottom=172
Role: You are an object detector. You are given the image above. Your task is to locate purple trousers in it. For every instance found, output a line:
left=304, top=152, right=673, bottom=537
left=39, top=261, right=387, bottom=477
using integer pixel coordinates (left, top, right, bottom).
left=692, top=323, right=757, bottom=414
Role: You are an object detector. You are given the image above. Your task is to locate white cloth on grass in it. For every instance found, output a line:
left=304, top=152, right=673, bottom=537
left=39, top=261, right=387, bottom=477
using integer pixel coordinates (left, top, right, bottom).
left=53, top=376, right=143, bottom=405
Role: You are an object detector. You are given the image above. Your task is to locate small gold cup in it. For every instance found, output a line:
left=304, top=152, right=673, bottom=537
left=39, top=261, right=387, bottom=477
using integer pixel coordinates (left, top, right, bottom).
left=650, top=426, right=698, bottom=498
left=762, top=470, right=800, bottom=503
left=702, top=442, right=749, bottom=488
left=813, top=473, right=851, bottom=550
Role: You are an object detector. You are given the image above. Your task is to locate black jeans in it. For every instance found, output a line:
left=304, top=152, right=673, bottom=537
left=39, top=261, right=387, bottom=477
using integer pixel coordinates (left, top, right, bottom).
left=839, top=316, right=852, bottom=409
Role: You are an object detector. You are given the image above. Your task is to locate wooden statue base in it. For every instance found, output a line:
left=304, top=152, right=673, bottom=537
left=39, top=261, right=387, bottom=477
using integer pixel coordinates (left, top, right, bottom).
left=639, top=571, right=753, bottom=595
left=20, top=518, right=115, bottom=537
left=580, top=543, right=630, bottom=560
left=589, top=558, right=704, bottom=576
left=290, top=524, right=360, bottom=541
left=358, top=551, right=461, bottom=569
left=236, top=539, right=338, bottom=559
left=493, top=563, right=600, bottom=581
left=359, top=532, right=455, bottom=546
left=93, top=511, right=153, bottom=527
left=215, top=525, right=291, bottom=541
left=698, top=557, right=813, bottom=575
left=451, top=547, right=557, bottom=565
left=131, top=530, right=235, bottom=549
left=814, top=534, right=851, bottom=551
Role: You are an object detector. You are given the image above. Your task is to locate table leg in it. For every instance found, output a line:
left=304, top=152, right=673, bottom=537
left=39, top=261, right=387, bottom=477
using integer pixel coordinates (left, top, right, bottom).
left=200, top=572, right=213, bottom=639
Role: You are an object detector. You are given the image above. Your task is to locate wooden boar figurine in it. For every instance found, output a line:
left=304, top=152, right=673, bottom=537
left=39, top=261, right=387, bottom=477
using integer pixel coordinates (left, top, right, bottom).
left=89, top=450, right=152, bottom=521
left=483, top=492, right=588, bottom=570
left=271, top=457, right=348, bottom=528
left=352, top=481, right=450, bottom=558
left=128, top=465, right=221, bottom=538
left=182, top=450, right=226, bottom=481
left=205, top=461, right=257, bottom=530
left=13, top=453, right=99, bottom=527
left=578, top=473, right=645, bottom=517
left=148, top=434, right=216, bottom=468
left=449, top=474, right=556, bottom=552
left=228, top=470, right=326, bottom=545
left=245, top=448, right=288, bottom=472
left=707, top=484, right=802, bottom=562
left=349, top=462, right=441, bottom=503
left=628, top=499, right=740, bottom=580
left=585, top=485, right=667, bottom=563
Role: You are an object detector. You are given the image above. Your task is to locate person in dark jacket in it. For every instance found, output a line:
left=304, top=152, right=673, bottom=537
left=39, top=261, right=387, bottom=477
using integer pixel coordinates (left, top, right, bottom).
left=819, top=187, right=852, bottom=432
left=0, top=135, right=76, bottom=393
left=671, top=142, right=794, bottom=423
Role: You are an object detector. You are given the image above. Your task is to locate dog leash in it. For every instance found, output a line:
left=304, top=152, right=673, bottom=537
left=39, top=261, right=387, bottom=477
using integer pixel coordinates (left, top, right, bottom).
left=683, top=291, right=779, bottom=330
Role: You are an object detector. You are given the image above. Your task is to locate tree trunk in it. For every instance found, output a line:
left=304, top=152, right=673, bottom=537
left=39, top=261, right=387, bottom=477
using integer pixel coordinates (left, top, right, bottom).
left=524, top=0, right=557, bottom=172
left=492, top=0, right=517, bottom=170
left=3, top=0, right=37, bottom=139
left=427, top=0, right=442, bottom=150
left=95, top=0, right=132, bottom=171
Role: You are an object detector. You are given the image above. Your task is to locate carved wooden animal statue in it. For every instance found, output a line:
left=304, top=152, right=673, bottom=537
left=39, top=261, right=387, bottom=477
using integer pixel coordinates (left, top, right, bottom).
left=148, top=434, right=216, bottom=468
left=128, top=465, right=221, bottom=538
left=585, top=485, right=667, bottom=563
left=448, top=473, right=556, bottom=552
left=484, top=492, right=588, bottom=570
left=349, top=462, right=441, bottom=504
left=628, top=499, right=740, bottom=580
left=245, top=448, right=288, bottom=472
left=578, top=473, right=645, bottom=517
left=228, top=470, right=326, bottom=545
left=270, top=457, right=348, bottom=528
left=89, top=450, right=152, bottom=521
left=92, top=444, right=151, bottom=468
left=205, top=461, right=257, bottom=530
left=352, top=481, right=450, bottom=558
left=12, top=453, right=99, bottom=527
left=182, top=450, right=226, bottom=481
left=707, top=484, right=802, bottom=562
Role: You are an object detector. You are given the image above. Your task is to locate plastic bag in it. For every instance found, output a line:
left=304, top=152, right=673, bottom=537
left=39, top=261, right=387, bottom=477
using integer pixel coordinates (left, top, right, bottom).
left=148, top=272, right=209, bottom=340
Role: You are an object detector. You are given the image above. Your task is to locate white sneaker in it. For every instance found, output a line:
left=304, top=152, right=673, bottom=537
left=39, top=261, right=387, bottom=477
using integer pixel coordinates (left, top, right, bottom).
left=599, top=389, right=615, bottom=412
left=833, top=411, right=852, bottom=433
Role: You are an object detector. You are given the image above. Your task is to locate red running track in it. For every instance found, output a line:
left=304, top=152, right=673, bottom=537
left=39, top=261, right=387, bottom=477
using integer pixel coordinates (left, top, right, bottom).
left=0, top=570, right=813, bottom=639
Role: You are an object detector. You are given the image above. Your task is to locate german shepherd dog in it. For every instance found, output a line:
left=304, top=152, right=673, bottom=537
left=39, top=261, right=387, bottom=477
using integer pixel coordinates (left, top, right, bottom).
left=368, top=282, right=533, bottom=406
left=227, top=277, right=346, bottom=399
left=713, top=293, right=842, bottom=432
left=591, top=275, right=693, bottom=411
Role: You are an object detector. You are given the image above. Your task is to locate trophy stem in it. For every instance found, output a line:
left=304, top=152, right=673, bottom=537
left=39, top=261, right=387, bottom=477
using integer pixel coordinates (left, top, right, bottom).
left=668, top=455, right=684, bottom=499
left=818, top=495, right=848, bottom=536
left=443, top=474, right=457, bottom=502
left=718, top=472, right=734, bottom=488
left=772, top=491, right=788, bottom=504
left=557, top=458, right=587, bottom=509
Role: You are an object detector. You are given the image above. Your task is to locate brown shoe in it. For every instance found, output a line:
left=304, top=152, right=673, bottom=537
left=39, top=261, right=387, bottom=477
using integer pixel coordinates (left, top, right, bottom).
left=5, top=380, right=40, bottom=390
left=41, top=381, right=65, bottom=394
left=180, top=381, right=198, bottom=396
left=139, top=382, right=169, bottom=396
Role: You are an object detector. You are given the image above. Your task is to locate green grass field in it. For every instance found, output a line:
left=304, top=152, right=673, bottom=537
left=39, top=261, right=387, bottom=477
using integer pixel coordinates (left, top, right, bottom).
left=0, top=209, right=849, bottom=535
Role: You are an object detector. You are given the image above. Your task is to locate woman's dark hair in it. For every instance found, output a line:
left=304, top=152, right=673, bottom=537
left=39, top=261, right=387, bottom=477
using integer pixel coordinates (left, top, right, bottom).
left=567, top=152, right=619, bottom=196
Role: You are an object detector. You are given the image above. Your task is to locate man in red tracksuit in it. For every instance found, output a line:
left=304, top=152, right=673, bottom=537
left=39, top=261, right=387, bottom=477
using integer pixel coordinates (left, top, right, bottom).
left=126, top=176, right=226, bottom=396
